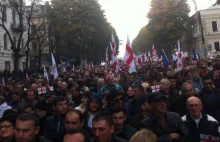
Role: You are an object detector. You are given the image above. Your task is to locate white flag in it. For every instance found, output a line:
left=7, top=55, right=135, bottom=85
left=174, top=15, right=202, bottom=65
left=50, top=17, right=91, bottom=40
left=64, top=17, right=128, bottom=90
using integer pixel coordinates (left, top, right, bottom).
left=51, top=53, right=58, bottom=79
left=44, top=66, right=49, bottom=81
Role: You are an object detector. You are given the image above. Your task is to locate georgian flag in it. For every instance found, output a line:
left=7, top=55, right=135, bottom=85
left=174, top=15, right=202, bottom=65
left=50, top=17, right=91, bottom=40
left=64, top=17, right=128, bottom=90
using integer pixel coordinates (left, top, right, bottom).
left=200, top=134, right=219, bottom=142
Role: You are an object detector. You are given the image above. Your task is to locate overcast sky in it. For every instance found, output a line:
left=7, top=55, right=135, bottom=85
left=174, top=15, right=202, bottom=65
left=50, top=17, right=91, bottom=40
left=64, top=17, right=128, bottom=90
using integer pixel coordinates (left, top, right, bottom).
left=97, top=0, right=216, bottom=57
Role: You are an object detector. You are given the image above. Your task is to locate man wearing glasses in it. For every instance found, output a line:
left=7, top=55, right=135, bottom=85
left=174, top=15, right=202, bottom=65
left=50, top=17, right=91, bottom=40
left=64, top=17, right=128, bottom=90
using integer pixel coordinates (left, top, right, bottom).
left=199, top=75, right=220, bottom=123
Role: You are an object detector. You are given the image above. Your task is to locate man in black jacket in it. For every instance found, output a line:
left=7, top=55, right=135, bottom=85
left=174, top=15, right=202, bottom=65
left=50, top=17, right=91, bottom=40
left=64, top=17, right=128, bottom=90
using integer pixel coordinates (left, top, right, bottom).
left=44, top=96, right=67, bottom=142
left=111, top=106, right=136, bottom=141
left=182, top=96, right=220, bottom=142
left=198, top=75, right=220, bottom=123
left=141, top=92, right=189, bottom=142
left=13, top=113, right=51, bottom=142
left=91, top=114, right=127, bottom=142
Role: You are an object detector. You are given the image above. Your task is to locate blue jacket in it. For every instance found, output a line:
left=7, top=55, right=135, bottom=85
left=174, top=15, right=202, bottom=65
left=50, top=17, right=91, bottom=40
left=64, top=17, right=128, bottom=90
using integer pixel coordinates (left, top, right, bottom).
left=182, top=112, right=220, bottom=142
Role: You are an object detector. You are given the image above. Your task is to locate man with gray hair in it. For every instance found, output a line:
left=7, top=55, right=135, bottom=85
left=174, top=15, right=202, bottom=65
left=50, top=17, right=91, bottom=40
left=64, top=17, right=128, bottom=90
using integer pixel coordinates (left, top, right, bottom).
left=170, top=82, right=196, bottom=116
left=182, top=96, right=220, bottom=141
left=101, top=74, right=123, bottom=95
left=159, top=78, right=179, bottom=110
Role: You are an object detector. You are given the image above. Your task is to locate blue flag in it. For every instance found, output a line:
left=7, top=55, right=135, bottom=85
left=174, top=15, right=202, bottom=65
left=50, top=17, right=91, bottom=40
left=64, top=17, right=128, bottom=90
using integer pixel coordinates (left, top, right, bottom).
left=193, top=47, right=198, bottom=60
left=162, top=49, right=170, bottom=67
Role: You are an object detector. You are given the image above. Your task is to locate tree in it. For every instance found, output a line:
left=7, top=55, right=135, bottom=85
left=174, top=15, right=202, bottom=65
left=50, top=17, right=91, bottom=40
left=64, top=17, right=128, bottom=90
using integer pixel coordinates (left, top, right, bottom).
left=147, top=0, right=190, bottom=53
left=0, top=0, right=26, bottom=73
left=214, top=0, right=220, bottom=5
left=132, top=26, right=153, bottom=53
left=48, top=0, right=119, bottom=64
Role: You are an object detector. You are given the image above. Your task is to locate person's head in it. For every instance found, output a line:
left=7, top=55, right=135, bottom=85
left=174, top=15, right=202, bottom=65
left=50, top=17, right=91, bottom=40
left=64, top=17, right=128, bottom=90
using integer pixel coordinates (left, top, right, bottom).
left=186, top=96, right=202, bottom=119
left=12, top=92, right=20, bottom=102
left=168, top=76, right=177, bottom=89
left=141, top=83, right=150, bottom=94
left=70, top=86, right=80, bottom=97
left=67, top=78, right=74, bottom=84
left=81, top=92, right=89, bottom=105
left=109, top=91, right=124, bottom=107
left=92, top=114, right=114, bottom=142
left=129, top=129, right=157, bottom=142
left=53, top=96, right=67, bottom=114
left=191, top=69, right=199, bottom=78
left=148, top=92, right=167, bottom=115
left=0, top=114, right=17, bottom=140
left=126, top=86, right=134, bottom=97
left=128, top=73, right=135, bottom=83
left=65, top=110, right=84, bottom=133
left=88, top=96, right=99, bottom=113
left=35, top=101, right=47, bottom=118
left=57, top=80, right=62, bottom=87
left=110, top=106, right=126, bottom=131
left=212, top=69, right=219, bottom=80
left=61, top=82, right=68, bottom=90
left=23, top=105, right=35, bottom=114
left=106, top=74, right=114, bottom=85
left=132, top=84, right=144, bottom=99
left=63, top=129, right=89, bottom=142
left=139, top=95, right=150, bottom=112
left=181, top=82, right=195, bottom=98
left=15, top=113, right=40, bottom=142
left=202, top=75, right=214, bottom=92
left=8, top=84, right=14, bottom=92
left=159, top=78, right=170, bottom=91
left=97, top=78, right=105, bottom=88
left=26, top=89, right=35, bottom=102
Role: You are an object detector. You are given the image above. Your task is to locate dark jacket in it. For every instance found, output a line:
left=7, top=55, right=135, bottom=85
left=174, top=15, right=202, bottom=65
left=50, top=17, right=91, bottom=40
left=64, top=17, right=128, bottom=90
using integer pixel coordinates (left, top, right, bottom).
left=182, top=111, right=220, bottom=142
left=129, top=97, right=142, bottom=117
left=141, top=111, right=189, bottom=142
left=128, top=113, right=146, bottom=129
left=198, top=87, right=220, bottom=122
left=44, top=114, right=65, bottom=142
left=90, top=135, right=127, bottom=142
left=114, top=124, right=137, bottom=141
left=10, top=135, right=51, bottom=142
left=169, top=95, right=188, bottom=117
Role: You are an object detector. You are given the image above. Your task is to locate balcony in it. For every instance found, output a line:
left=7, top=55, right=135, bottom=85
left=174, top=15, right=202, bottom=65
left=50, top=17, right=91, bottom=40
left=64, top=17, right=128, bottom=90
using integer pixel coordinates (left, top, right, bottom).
left=11, top=23, right=26, bottom=32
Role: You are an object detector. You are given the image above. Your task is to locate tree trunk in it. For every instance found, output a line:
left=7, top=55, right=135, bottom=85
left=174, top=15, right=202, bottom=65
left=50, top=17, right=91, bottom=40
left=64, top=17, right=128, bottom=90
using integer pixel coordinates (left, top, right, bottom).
left=13, top=53, right=19, bottom=76
left=37, top=49, right=42, bottom=72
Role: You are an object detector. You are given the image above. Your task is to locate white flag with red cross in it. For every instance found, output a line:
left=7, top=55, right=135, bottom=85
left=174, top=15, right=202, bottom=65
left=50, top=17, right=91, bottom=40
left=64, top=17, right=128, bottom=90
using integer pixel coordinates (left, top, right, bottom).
left=177, top=40, right=184, bottom=71
left=151, top=85, right=160, bottom=92
left=124, top=36, right=136, bottom=73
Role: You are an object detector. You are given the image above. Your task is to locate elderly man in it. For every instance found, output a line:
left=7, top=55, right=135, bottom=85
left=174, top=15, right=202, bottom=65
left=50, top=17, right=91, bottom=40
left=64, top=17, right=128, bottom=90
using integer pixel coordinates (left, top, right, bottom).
left=159, top=78, right=179, bottom=110
left=170, top=82, right=196, bottom=116
left=101, top=74, right=123, bottom=95
left=182, top=96, right=220, bottom=142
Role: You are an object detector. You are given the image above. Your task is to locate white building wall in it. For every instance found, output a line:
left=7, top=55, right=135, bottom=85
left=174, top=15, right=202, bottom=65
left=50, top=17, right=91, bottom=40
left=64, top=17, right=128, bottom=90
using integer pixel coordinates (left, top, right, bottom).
left=0, top=2, right=27, bottom=71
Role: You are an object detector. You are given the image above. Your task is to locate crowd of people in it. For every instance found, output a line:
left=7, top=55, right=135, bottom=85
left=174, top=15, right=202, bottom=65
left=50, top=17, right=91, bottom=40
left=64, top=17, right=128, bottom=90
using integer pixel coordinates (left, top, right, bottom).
left=0, top=57, right=220, bottom=142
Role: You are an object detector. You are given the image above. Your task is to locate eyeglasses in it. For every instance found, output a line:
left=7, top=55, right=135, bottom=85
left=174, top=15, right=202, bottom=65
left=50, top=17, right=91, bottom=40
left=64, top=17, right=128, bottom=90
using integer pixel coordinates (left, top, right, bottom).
left=0, top=125, right=13, bottom=129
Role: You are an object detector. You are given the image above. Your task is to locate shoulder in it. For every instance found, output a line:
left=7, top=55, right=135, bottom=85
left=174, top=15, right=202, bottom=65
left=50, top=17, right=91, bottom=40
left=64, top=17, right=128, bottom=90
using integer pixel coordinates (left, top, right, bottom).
left=113, top=136, right=128, bottom=142
left=166, top=111, right=181, bottom=119
left=207, top=114, right=219, bottom=124
left=38, top=135, right=51, bottom=142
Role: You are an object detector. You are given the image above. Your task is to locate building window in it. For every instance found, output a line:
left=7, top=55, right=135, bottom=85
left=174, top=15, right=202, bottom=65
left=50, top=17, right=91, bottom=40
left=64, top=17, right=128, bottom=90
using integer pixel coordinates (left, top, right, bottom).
left=3, top=6, right=7, bottom=22
left=5, top=61, right=10, bottom=71
left=3, top=34, right=7, bottom=49
left=214, top=42, right=220, bottom=51
left=212, top=21, right=218, bottom=32
left=32, top=41, right=37, bottom=51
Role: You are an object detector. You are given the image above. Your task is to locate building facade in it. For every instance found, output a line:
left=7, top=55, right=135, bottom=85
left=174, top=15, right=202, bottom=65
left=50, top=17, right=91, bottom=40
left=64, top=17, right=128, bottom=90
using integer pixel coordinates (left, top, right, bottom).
left=0, top=0, right=27, bottom=71
left=181, top=5, right=220, bottom=58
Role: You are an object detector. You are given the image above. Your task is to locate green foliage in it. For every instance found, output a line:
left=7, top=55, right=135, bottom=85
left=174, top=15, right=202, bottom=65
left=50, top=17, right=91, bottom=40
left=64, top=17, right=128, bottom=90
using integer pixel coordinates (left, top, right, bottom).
left=132, top=26, right=153, bottom=53
left=133, top=0, right=190, bottom=53
left=48, top=0, right=119, bottom=63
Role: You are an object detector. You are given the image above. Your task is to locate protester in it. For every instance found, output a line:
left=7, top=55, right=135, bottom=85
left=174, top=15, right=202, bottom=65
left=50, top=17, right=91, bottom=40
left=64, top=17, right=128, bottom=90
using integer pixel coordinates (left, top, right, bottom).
left=182, top=96, right=220, bottom=141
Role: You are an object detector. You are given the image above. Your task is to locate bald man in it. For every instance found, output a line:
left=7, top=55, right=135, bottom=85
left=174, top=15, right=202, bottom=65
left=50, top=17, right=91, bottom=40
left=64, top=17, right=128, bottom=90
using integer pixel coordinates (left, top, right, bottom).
left=182, top=96, right=220, bottom=142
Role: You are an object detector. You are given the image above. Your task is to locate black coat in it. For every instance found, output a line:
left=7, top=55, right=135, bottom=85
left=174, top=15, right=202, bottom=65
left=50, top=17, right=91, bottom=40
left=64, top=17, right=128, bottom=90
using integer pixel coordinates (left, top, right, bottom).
left=114, top=124, right=137, bottom=141
left=182, top=111, right=220, bottom=142
left=198, top=88, right=220, bottom=123
left=141, top=112, right=189, bottom=142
